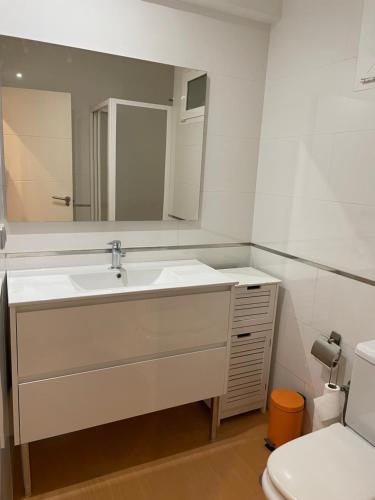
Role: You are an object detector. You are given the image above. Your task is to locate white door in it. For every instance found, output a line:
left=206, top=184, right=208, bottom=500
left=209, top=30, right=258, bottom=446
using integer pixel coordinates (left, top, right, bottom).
left=2, top=87, right=73, bottom=221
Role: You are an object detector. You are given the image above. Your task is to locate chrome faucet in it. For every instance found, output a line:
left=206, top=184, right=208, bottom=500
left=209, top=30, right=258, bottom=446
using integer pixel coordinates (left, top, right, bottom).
left=108, top=240, right=125, bottom=269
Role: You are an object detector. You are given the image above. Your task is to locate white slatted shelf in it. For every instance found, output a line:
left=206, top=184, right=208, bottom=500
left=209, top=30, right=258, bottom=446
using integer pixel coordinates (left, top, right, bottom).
left=217, top=268, right=280, bottom=421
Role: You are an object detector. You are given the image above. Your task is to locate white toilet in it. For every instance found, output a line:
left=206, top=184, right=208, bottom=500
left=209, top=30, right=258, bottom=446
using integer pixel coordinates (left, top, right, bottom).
left=262, top=340, right=375, bottom=500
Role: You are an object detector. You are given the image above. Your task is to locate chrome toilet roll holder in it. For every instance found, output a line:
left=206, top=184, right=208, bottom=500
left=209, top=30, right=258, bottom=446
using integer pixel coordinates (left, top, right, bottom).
left=311, top=331, right=342, bottom=388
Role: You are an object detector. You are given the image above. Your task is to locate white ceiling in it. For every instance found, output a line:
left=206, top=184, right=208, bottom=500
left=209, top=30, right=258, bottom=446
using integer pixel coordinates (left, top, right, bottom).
left=144, top=0, right=282, bottom=24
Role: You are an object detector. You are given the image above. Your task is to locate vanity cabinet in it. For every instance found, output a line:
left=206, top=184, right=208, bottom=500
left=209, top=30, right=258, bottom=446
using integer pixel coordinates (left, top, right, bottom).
left=10, top=287, right=233, bottom=446
left=7, top=259, right=238, bottom=497
left=217, top=269, right=280, bottom=420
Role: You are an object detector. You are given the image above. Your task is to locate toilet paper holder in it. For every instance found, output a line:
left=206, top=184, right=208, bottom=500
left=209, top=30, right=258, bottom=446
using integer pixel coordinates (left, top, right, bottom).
left=311, top=332, right=342, bottom=386
left=328, top=331, right=341, bottom=346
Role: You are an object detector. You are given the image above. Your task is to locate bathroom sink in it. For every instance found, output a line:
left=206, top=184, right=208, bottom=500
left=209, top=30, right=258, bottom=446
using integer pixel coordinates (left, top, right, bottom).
left=7, top=260, right=238, bottom=305
left=69, top=267, right=180, bottom=291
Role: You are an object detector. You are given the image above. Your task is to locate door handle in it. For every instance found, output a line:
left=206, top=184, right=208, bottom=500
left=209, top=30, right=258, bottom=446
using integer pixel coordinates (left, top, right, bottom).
left=52, top=196, right=71, bottom=207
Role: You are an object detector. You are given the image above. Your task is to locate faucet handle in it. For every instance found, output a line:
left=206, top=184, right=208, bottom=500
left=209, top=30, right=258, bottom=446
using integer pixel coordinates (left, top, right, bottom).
left=108, top=240, right=121, bottom=249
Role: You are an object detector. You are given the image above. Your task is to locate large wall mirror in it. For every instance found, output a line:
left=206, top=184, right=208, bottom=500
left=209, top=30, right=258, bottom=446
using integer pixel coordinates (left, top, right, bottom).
left=0, top=36, right=208, bottom=222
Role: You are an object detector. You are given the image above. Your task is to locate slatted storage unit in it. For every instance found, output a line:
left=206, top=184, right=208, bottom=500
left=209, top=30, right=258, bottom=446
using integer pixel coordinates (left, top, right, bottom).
left=218, top=271, right=280, bottom=420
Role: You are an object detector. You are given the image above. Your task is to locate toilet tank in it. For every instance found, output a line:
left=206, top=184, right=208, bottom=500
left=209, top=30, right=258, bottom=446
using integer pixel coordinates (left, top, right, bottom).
left=346, top=340, right=375, bottom=445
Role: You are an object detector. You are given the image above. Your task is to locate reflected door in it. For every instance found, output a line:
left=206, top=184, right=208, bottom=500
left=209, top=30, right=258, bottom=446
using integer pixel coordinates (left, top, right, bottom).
left=2, top=87, right=73, bottom=221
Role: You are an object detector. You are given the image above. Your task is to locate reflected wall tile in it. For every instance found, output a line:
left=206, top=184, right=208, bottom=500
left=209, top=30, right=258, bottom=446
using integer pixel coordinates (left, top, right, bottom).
left=203, top=136, right=258, bottom=194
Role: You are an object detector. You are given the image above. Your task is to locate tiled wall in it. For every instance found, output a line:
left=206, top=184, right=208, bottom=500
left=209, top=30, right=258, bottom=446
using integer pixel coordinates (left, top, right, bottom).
left=251, top=247, right=375, bottom=430
left=0, top=0, right=270, bottom=249
left=252, top=0, right=375, bottom=280
left=251, top=0, right=375, bottom=427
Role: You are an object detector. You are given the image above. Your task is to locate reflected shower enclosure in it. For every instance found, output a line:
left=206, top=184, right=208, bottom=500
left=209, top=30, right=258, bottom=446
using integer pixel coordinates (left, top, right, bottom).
left=91, top=99, right=171, bottom=221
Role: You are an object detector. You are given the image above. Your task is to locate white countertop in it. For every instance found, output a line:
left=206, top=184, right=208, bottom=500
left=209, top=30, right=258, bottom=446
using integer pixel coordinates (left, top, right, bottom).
left=218, top=267, right=281, bottom=286
left=7, top=259, right=238, bottom=306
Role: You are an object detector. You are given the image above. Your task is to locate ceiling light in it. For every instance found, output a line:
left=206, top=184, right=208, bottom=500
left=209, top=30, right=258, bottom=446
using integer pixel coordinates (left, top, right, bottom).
left=16, top=72, right=23, bottom=78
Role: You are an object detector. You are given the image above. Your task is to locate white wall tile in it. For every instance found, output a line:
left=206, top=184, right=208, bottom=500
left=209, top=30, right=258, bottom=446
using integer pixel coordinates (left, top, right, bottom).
left=312, top=270, right=375, bottom=348
left=331, top=130, right=375, bottom=206
left=255, top=137, right=302, bottom=196
left=270, top=362, right=305, bottom=396
left=201, top=191, right=254, bottom=241
left=256, top=134, right=335, bottom=200
left=252, top=193, right=293, bottom=244
left=207, top=76, right=265, bottom=139
left=266, top=0, right=364, bottom=81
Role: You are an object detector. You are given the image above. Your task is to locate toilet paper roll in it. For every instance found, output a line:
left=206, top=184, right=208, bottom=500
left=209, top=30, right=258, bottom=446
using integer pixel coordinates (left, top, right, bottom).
left=323, top=383, right=340, bottom=396
left=312, top=384, right=342, bottom=431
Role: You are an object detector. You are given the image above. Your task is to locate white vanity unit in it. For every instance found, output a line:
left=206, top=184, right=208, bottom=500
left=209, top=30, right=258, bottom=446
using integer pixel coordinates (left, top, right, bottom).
left=7, top=259, right=237, bottom=497
left=217, top=267, right=280, bottom=421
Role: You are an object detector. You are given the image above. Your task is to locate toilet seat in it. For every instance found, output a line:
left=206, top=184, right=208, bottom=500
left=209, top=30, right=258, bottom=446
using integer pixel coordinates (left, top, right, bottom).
left=263, top=423, right=375, bottom=500
left=262, top=468, right=284, bottom=500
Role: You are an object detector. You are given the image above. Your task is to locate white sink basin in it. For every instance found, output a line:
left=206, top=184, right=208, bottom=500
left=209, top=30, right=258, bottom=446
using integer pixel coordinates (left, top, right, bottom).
left=70, top=267, right=180, bottom=291
left=7, top=259, right=238, bottom=305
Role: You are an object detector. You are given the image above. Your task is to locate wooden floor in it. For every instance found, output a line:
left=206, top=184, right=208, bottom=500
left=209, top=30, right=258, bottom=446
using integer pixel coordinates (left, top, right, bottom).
left=14, top=402, right=269, bottom=499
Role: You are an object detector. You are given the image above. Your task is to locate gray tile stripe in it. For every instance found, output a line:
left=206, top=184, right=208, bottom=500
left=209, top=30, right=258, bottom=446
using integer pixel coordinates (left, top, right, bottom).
left=250, top=243, right=375, bottom=287
left=5, top=241, right=374, bottom=287
left=4, top=242, right=251, bottom=259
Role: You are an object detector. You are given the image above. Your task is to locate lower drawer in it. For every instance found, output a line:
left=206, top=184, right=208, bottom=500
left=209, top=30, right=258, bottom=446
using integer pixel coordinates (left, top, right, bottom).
left=18, top=347, right=227, bottom=444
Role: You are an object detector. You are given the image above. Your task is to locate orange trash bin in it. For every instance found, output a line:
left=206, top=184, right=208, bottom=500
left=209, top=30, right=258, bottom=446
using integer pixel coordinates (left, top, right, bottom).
left=267, top=388, right=305, bottom=449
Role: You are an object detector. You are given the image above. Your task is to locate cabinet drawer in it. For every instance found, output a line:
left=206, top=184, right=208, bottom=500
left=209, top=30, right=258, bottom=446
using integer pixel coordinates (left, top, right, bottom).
left=18, top=347, right=227, bottom=444
left=16, top=291, right=230, bottom=379
left=228, top=371, right=263, bottom=389
left=232, top=285, right=276, bottom=327
left=222, top=386, right=263, bottom=407
left=222, top=328, right=272, bottom=414
left=229, top=350, right=265, bottom=367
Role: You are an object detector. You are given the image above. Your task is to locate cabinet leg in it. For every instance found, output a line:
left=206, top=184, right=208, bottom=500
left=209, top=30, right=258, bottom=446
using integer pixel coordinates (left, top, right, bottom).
left=20, top=443, right=31, bottom=498
left=210, top=397, right=220, bottom=441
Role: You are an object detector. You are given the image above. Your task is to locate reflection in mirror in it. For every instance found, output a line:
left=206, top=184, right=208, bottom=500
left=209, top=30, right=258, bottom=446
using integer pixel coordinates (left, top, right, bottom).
left=0, top=36, right=207, bottom=222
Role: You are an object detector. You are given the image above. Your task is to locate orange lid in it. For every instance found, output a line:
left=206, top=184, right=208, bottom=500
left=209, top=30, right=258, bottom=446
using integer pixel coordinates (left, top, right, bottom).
left=271, top=388, right=304, bottom=413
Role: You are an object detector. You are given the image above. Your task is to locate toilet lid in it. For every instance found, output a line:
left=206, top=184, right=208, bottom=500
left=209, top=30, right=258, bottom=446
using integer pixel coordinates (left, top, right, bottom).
left=267, top=423, right=375, bottom=500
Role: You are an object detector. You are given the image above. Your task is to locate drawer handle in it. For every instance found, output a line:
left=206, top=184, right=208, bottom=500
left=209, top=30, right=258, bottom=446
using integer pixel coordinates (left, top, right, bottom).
left=237, top=333, right=251, bottom=339
left=247, top=285, right=261, bottom=290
